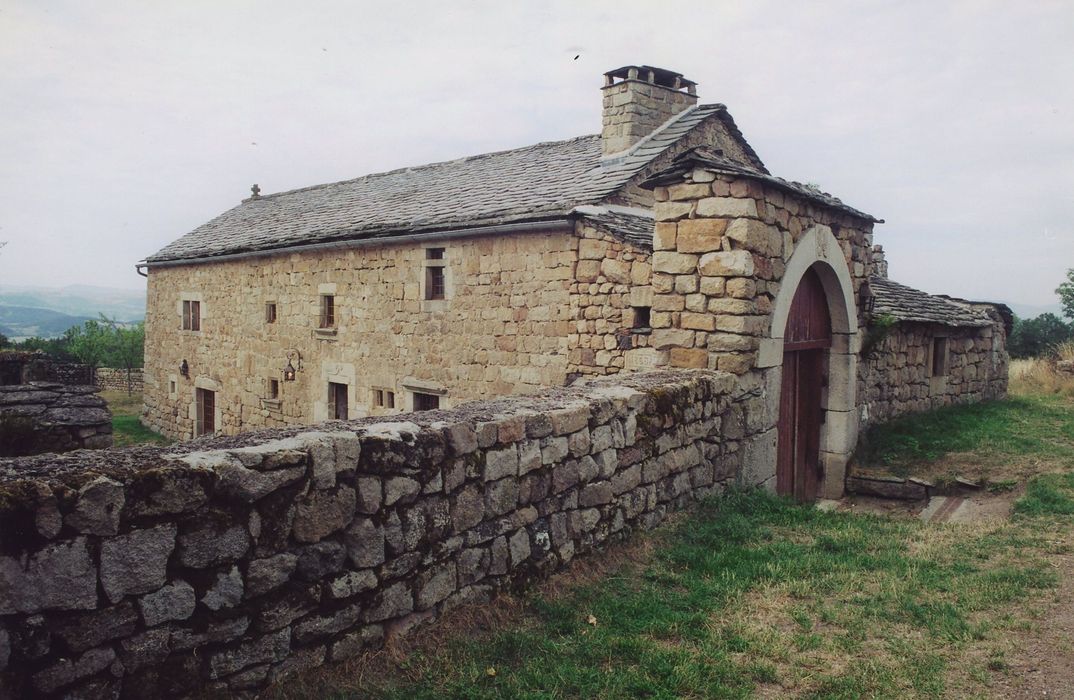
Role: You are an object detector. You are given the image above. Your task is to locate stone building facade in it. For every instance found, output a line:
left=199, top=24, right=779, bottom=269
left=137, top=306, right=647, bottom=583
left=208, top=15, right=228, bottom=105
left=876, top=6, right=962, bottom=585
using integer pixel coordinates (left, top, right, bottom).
left=140, top=64, right=1008, bottom=501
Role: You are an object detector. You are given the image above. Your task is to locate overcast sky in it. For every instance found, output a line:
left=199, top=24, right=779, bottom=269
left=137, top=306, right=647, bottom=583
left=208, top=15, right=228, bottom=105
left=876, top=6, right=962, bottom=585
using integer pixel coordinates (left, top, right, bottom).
left=1, top=0, right=1071, bottom=310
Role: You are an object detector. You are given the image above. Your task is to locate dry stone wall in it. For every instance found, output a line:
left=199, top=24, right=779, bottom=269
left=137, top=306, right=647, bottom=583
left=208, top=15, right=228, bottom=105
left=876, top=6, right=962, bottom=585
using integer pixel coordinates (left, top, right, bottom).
left=95, top=369, right=144, bottom=395
left=860, top=314, right=1008, bottom=424
left=0, top=370, right=748, bottom=698
left=0, top=383, right=112, bottom=457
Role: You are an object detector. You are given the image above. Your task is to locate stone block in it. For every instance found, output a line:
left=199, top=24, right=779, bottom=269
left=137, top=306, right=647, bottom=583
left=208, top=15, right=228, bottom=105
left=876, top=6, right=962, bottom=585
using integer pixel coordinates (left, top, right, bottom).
left=177, top=520, right=249, bottom=569
left=101, top=524, right=176, bottom=603
left=600, top=258, right=632, bottom=284
left=653, top=222, right=677, bottom=250
left=32, top=646, right=116, bottom=694
left=509, top=529, right=531, bottom=565
left=725, top=218, right=780, bottom=255
left=0, top=537, right=97, bottom=614
left=365, top=582, right=413, bottom=622
left=676, top=218, right=728, bottom=253
left=484, top=447, right=519, bottom=481
left=652, top=251, right=698, bottom=275
left=296, top=541, right=347, bottom=581
left=667, top=183, right=712, bottom=200
left=670, top=348, right=709, bottom=369
left=698, top=250, right=754, bottom=277
left=653, top=201, right=693, bottom=221
left=292, top=486, right=357, bottom=543
left=208, top=628, right=291, bottom=679
left=327, top=569, right=378, bottom=599
left=56, top=601, right=139, bottom=653
left=217, top=462, right=305, bottom=502
left=695, top=196, right=758, bottom=218
left=344, top=517, right=385, bottom=568
left=66, top=476, right=124, bottom=536
left=139, top=579, right=196, bottom=626
left=485, top=478, right=519, bottom=516
left=650, top=328, right=695, bottom=350
left=681, top=312, right=717, bottom=331
left=202, top=565, right=244, bottom=611
left=417, top=562, right=457, bottom=609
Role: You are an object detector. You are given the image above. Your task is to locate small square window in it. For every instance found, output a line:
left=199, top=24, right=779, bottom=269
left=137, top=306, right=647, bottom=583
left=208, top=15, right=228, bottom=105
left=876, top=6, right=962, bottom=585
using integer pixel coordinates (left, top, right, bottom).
left=265, top=302, right=277, bottom=324
left=269, top=379, right=280, bottom=399
left=169, top=380, right=176, bottom=394
left=319, top=295, right=335, bottom=328
left=413, top=392, right=440, bottom=411
left=182, top=300, right=201, bottom=331
left=426, top=267, right=445, bottom=300
left=632, top=306, right=651, bottom=331
left=426, top=247, right=445, bottom=260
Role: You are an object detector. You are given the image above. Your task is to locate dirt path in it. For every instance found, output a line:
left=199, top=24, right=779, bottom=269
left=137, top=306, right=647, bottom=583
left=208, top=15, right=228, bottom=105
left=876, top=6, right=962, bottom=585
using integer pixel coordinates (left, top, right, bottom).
left=991, top=549, right=1074, bottom=699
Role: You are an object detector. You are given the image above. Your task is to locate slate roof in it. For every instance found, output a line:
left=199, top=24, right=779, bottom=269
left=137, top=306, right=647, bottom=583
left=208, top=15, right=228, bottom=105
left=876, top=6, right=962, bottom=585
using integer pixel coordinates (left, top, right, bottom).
left=573, top=205, right=655, bottom=249
left=642, top=148, right=881, bottom=223
left=146, top=105, right=732, bottom=264
left=870, top=277, right=994, bottom=328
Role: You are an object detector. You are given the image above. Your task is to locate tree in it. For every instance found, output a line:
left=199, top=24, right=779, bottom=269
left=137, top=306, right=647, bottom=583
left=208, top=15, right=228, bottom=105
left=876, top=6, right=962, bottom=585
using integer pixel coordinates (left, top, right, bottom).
left=66, top=316, right=145, bottom=395
left=1008, top=313, right=1073, bottom=358
left=1058, top=268, right=1074, bottom=321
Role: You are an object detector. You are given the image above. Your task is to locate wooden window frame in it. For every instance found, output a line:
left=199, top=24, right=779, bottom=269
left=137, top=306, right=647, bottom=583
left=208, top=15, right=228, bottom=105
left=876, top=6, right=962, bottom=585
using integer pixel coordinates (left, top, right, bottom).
left=182, top=299, right=201, bottom=331
left=265, top=302, right=278, bottom=324
left=319, top=294, right=336, bottom=329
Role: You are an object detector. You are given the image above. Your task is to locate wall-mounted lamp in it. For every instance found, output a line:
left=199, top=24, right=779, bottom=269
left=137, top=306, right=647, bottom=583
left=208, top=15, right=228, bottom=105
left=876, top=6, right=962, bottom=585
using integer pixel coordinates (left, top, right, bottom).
left=179, top=359, right=189, bottom=378
left=282, top=349, right=302, bottom=381
left=860, top=282, right=876, bottom=316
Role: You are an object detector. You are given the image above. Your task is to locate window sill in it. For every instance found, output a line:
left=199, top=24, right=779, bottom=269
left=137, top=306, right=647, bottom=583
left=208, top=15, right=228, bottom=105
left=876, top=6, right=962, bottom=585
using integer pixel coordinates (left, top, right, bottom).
left=313, top=327, right=338, bottom=339
left=631, top=327, right=653, bottom=336
left=260, top=398, right=283, bottom=411
left=420, top=299, right=449, bottom=313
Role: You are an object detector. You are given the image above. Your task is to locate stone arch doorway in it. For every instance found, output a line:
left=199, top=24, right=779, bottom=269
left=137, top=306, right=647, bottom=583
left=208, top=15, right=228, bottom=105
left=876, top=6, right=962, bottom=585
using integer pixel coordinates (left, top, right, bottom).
left=758, top=224, right=859, bottom=500
left=777, top=266, right=831, bottom=501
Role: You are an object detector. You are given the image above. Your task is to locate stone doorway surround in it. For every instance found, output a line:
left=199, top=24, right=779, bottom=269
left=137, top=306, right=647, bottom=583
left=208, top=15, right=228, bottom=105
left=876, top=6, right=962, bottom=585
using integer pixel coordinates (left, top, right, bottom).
left=758, top=224, right=859, bottom=499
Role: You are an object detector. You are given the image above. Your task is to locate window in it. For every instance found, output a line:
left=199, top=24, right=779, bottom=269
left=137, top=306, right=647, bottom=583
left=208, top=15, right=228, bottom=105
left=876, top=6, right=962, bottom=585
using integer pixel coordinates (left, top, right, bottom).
left=373, top=388, right=396, bottom=408
left=632, top=306, right=651, bottom=331
left=931, top=337, right=949, bottom=377
left=269, top=379, right=279, bottom=399
left=265, top=302, right=277, bottom=324
left=329, top=381, right=348, bottom=419
left=413, top=392, right=440, bottom=411
left=195, top=388, right=215, bottom=436
left=422, top=247, right=448, bottom=302
left=169, top=380, right=177, bottom=394
left=319, top=295, right=335, bottom=329
left=426, top=267, right=445, bottom=300
left=182, top=300, right=201, bottom=331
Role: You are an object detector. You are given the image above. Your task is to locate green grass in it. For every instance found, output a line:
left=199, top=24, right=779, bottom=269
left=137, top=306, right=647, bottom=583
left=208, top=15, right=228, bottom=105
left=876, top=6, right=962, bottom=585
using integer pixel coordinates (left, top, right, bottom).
left=273, top=388, right=1074, bottom=700
left=111, top=414, right=170, bottom=447
left=99, top=390, right=171, bottom=447
left=281, top=487, right=1070, bottom=700
left=857, top=394, right=1074, bottom=474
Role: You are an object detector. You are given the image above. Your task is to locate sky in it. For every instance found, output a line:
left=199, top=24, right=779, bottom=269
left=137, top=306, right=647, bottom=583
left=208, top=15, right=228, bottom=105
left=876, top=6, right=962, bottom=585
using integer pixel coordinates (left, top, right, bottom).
left=0, top=0, right=1071, bottom=311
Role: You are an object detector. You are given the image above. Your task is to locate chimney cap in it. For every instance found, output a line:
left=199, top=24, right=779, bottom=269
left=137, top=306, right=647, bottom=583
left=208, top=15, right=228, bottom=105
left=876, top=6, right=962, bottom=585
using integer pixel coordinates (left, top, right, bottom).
left=603, top=65, right=697, bottom=92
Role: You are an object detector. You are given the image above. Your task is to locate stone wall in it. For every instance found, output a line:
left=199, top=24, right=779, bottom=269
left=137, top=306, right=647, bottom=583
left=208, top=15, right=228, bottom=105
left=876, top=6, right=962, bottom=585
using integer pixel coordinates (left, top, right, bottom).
left=0, top=383, right=112, bottom=457
left=860, top=313, right=1008, bottom=424
left=0, top=370, right=750, bottom=698
left=143, top=229, right=584, bottom=440
left=95, top=368, right=144, bottom=394
left=0, top=351, right=93, bottom=387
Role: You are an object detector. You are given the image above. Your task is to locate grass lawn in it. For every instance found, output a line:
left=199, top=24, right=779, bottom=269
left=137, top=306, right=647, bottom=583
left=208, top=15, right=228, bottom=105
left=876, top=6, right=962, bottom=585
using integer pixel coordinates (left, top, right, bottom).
left=99, top=390, right=171, bottom=447
left=274, top=383, right=1074, bottom=699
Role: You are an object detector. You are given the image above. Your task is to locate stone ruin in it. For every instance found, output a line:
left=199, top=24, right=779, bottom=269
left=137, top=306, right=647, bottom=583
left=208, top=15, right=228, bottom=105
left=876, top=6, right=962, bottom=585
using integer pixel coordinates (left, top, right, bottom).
left=0, top=351, right=112, bottom=457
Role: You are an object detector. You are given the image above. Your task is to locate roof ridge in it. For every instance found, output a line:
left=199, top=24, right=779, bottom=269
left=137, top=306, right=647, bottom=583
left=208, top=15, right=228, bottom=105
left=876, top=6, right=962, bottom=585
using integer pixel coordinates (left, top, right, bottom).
left=253, top=133, right=603, bottom=202
left=599, top=103, right=724, bottom=164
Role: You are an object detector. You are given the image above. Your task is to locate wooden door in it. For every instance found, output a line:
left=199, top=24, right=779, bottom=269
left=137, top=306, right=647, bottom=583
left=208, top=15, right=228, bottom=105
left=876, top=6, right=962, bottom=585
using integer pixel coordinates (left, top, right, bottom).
left=196, top=388, right=215, bottom=436
left=329, top=382, right=348, bottom=420
left=777, top=267, right=831, bottom=501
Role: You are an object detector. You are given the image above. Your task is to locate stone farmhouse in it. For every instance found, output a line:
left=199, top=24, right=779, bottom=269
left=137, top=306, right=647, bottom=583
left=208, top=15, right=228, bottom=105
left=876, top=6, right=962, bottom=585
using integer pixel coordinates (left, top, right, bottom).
left=141, top=65, right=1009, bottom=501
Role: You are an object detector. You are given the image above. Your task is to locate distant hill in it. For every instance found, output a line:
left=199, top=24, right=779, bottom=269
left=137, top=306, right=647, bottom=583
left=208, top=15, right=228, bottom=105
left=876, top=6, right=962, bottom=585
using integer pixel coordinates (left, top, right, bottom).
left=0, top=284, right=145, bottom=324
left=0, top=305, right=95, bottom=340
left=1005, top=302, right=1066, bottom=321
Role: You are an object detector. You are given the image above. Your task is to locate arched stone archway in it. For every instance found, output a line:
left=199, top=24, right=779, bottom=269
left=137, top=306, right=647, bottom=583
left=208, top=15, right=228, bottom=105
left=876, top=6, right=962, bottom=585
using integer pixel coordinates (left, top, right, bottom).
left=759, top=225, right=859, bottom=499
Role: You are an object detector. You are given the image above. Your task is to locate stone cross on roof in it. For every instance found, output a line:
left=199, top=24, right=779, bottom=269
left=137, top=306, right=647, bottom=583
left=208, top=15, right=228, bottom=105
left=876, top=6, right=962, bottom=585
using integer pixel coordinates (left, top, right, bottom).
left=250, top=184, right=261, bottom=199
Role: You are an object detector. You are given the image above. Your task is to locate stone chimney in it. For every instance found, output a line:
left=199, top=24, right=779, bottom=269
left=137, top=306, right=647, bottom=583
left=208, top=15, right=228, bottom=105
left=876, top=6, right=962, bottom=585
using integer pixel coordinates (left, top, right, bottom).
left=601, top=65, right=698, bottom=156
left=871, top=244, right=888, bottom=278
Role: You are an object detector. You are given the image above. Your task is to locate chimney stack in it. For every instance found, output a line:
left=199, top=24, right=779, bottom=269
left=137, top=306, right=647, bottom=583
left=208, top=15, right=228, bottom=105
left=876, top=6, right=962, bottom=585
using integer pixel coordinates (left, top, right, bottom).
left=601, top=65, right=698, bottom=156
